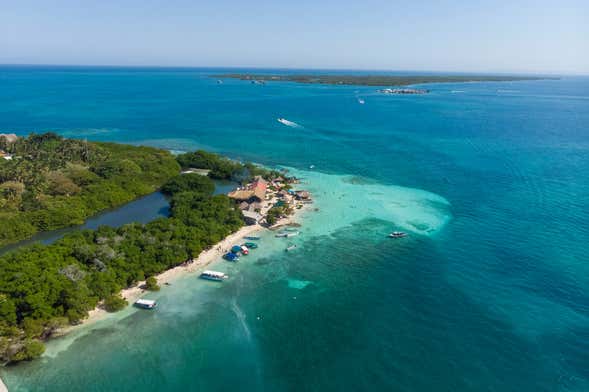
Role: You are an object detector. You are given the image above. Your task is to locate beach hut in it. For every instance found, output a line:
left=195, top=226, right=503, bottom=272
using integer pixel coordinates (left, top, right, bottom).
left=242, top=210, right=263, bottom=225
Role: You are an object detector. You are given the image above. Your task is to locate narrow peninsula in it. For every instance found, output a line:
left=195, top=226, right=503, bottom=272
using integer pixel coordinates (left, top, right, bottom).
left=0, top=136, right=309, bottom=365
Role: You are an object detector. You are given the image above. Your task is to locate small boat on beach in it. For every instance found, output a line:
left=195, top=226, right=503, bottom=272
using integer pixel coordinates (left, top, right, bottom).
left=200, top=270, right=229, bottom=281
left=244, top=236, right=261, bottom=241
left=389, top=231, right=408, bottom=238
left=134, top=299, right=157, bottom=309
left=286, top=244, right=297, bottom=252
left=223, top=252, right=240, bottom=261
left=244, top=242, right=258, bottom=249
left=230, top=245, right=249, bottom=255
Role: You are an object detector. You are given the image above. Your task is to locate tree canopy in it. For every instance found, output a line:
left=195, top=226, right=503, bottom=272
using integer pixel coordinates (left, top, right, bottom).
left=0, top=170, right=243, bottom=364
left=0, top=133, right=180, bottom=246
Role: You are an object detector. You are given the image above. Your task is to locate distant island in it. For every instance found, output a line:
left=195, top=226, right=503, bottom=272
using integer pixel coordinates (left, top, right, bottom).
left=214, top=74, right=555, bottom=87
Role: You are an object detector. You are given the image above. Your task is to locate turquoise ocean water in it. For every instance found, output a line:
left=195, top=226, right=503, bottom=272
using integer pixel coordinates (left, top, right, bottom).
left=0, top=66, right=588, bottom=391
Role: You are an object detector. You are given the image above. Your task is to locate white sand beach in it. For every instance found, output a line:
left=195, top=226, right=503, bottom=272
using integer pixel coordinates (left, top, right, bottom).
left=57, top=201, right=308, bottom=336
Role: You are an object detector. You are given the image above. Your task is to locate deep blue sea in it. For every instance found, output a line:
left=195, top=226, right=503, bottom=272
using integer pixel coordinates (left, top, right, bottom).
left=0, top=66, right=588, bottom=392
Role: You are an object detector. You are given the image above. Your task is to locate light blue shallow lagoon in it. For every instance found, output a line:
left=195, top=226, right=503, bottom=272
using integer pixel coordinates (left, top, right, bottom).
left=0, top=66, right=588, bottom=391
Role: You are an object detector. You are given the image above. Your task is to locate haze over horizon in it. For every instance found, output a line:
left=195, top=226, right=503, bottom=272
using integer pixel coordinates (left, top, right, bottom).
left=1, top=0, right=588, bottom=75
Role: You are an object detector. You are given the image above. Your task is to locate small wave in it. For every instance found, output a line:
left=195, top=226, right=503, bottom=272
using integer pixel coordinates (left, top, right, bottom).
left=277, top=118, right=301, bottom=128
left=287, top=279, right=312, bottom=290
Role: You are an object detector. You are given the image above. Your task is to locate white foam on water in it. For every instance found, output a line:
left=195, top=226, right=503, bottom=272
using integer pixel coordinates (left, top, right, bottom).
left=290, top=168, right=452, bottom=237
left=287, top=279, right=312, bottom=290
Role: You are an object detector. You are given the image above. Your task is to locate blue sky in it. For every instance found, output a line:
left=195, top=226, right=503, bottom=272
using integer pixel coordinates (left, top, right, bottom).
left=0, top=0, right=587, bottom=74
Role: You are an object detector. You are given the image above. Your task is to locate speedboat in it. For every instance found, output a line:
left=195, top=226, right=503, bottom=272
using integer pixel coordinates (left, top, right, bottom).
left=389, top=231, right=408, bottom=238
left=358, top=98, right=365, bottom=104
left=240, top=245, right=249, bottom=255
left=200, top=270, right=229, bottom=281
left=134, top=299, right=157, bottom=309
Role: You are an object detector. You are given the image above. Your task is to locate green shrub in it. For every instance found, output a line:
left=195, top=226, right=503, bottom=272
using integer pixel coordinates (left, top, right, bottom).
left=103, top=295, right=128, bottom=312
left=145, top=276, right=160, bottom=291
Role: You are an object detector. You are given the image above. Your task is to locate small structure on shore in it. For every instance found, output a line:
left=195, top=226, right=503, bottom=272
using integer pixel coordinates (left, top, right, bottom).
left=242, top=210, right=263, bottom=225
left=228, top=178, right=267, bottom=203
left=294, top=190, right=310, bottom=200
left=0, top=133, right=18, bottom=144
left=0, top=150, right=12, bottom=160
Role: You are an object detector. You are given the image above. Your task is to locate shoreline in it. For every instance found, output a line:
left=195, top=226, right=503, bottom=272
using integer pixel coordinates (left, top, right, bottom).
left=55, top=202, right=309, bottom=337
left=0, top=375, right=6, bottom=392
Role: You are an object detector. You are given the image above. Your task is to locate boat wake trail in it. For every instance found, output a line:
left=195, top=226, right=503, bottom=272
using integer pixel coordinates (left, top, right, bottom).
left=277, top=118, right=301, bottom=128
left=230, top=282, right=252, bottom=342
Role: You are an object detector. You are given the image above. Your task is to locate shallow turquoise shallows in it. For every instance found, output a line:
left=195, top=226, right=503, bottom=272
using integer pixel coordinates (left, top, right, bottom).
left=1, top=66, right=588, bottom=392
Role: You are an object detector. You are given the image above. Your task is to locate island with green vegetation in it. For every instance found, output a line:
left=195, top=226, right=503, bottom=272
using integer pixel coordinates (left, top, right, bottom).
left=0, top=133, right=180, bottom=247
left=214, top=73, right=554, bottom=87
left=0, top=136, right=292, bottom=365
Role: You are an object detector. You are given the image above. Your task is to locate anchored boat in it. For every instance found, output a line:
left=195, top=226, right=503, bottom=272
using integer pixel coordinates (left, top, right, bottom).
left=244, top=236, right=260, bottom=241
left=231, top=245, right=248, bottom=255
left=134, top=299, right=157, bottom=309
left=389, top=231, right=408, bottom=238
left=276, top=231, right=299, bottom=238
left=200, top=270, right=229, bottom=281
left=286, top=244, right=297, bottom=252
left=223, top=252, right=240, bottom=261
left=244, top=242, right=258, bottom=249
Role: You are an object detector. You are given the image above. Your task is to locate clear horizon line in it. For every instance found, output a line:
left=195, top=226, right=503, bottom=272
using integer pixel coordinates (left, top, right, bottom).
left=0, top=62, right=584, bottom=77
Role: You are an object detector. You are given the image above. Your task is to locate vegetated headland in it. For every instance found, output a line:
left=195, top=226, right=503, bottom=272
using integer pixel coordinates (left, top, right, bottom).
left=0, top=136, right=310, bottom=365
left=214, top=73, right=556, bottom=87
left=0, top=133, right=180, bottom=247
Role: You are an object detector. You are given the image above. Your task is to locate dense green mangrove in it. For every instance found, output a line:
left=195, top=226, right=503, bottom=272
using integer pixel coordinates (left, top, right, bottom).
left=0, top=172, right=244, bottom=364
left=0, top=134, right=284, bottom=364
left=0, top=133, right=180, bottom=247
